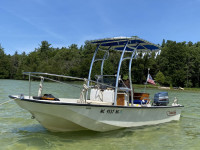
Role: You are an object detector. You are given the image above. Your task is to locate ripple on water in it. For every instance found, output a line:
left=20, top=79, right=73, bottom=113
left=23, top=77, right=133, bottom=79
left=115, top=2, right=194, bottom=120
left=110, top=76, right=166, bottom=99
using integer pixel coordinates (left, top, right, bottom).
left=1, top=79, right=200, bottom=150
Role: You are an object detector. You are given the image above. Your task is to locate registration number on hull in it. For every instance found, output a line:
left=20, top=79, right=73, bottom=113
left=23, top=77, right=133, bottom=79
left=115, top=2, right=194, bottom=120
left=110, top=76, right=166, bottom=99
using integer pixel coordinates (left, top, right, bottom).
left=100, top=109, right=122, bottom=114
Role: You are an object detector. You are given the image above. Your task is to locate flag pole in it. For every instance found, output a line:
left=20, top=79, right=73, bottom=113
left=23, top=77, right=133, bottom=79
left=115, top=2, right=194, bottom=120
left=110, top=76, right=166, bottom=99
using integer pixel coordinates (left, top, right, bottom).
left=144, top=68, right=150, bottom=93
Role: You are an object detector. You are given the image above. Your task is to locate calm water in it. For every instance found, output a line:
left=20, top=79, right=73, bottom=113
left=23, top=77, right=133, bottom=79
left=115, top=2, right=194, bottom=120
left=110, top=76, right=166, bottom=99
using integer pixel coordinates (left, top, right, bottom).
left=0, top=79, right=200, bottom=150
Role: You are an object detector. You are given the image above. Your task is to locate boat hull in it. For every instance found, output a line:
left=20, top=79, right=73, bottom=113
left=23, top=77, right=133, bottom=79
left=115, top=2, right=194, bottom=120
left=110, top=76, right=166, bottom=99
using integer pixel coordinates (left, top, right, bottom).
left=13, top=97, right=183, bottom=132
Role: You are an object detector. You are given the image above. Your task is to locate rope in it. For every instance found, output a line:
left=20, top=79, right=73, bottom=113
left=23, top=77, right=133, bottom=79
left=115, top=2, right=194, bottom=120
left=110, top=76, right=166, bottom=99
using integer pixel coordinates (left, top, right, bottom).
left=0, top=99, right=13, bottom=106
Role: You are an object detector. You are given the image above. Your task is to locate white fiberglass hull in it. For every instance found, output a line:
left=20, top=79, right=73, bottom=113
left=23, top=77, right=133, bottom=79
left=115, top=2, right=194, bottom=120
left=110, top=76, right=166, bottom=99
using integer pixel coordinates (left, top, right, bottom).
left=12, top=96, right=183, bottom=132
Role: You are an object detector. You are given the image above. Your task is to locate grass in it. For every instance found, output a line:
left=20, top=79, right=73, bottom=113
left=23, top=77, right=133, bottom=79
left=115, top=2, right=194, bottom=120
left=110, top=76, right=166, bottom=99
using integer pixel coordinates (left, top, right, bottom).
left=133, top=84, right=158, bottom=89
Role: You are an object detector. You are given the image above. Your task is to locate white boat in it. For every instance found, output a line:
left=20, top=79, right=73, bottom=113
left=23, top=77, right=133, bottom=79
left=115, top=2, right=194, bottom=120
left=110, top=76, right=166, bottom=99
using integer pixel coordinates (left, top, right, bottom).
left=9, top=36, right=183, bottom=132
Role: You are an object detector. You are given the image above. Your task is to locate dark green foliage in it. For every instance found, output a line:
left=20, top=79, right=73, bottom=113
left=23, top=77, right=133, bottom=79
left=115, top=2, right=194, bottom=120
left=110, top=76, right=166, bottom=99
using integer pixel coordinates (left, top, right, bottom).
left=0, top=45, right=10, bottom=78
left=155, top=71, right=165, bottom=85
left=1, top=39, right=200, bottom=88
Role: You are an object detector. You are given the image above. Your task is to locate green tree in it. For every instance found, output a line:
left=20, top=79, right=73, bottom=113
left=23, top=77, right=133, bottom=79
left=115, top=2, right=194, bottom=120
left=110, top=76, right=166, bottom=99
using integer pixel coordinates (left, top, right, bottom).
left=155, top=71, right=165, bottom=85
left=0, top=45, right=10, bottom=78
left=1, top=39, right=200, bottom=88
left=161, top=39, right=166, bottom=48
left=157, top=41, right=188, bottom=87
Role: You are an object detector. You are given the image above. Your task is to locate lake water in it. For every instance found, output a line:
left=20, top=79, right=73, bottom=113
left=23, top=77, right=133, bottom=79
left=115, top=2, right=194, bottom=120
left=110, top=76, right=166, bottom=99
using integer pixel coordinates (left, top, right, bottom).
left=0, top=79, right=200, bottom=150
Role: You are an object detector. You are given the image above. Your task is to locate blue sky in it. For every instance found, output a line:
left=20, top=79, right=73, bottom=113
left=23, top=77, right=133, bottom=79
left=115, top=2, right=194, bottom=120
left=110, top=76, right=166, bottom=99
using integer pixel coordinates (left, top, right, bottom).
left=0, top=0, right=200, bottom=54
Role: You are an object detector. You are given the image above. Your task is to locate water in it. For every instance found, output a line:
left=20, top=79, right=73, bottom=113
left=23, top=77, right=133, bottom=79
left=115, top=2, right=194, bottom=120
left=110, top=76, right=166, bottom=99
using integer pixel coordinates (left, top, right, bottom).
left=0, top=79, right=200, bottom=150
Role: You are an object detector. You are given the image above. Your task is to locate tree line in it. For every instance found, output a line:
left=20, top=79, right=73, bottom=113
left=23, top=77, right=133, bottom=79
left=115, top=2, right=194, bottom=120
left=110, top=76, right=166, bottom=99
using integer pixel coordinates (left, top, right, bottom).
left=1, top=39, right=200, bottom=88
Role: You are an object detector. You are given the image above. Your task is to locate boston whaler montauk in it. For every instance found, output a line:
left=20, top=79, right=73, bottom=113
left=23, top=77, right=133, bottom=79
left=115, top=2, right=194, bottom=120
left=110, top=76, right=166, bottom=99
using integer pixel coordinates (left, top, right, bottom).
left=9, top=36, right=183, bottom=132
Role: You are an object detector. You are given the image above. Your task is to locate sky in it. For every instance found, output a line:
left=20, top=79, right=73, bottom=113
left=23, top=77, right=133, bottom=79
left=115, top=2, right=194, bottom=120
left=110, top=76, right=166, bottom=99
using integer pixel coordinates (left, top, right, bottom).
left=0, top=0, right=200, bottom=55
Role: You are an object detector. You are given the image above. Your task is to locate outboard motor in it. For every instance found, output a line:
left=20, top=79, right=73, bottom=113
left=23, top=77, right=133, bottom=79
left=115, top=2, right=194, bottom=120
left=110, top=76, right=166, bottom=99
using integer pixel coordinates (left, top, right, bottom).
left=154, top=92, right=169, bottom=106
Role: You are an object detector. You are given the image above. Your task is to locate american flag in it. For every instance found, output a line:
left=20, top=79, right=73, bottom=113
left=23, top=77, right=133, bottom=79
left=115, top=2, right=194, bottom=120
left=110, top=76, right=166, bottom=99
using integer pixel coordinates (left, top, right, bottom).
left=147, top=74, right=156, bottom=85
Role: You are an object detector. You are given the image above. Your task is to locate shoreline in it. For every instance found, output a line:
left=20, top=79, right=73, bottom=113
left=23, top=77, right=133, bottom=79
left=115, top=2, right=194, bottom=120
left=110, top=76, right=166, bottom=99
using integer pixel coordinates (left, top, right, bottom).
left=1, top=79, right=200, bottom=92
left=133, top=84, right=200, bottom=92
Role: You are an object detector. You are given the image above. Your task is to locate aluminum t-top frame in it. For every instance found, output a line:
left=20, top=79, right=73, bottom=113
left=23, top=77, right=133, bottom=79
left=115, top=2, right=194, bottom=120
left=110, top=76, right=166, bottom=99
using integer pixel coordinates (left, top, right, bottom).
left=87, top=36, right=160, bottom=106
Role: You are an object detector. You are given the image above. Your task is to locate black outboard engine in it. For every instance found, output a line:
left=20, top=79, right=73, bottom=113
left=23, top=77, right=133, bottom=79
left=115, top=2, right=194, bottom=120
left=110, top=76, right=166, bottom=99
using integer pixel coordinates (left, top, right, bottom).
left=154, top=92, right=169, bottom=106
